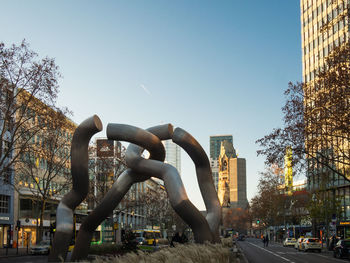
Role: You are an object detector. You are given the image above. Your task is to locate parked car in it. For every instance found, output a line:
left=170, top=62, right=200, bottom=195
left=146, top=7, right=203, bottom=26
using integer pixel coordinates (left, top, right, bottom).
left=30, top=240, right=51, bottom=255
left=135, top=236, right=146, bottom=245
left=295, top=237, right=304, bottom=250
left=283, top=237, right=297, bottom=247
left=237, top=235, right=245, bottom=241
left=301, top=238, right=322, bottom=252
left=333, top=239, right=350, bottom=258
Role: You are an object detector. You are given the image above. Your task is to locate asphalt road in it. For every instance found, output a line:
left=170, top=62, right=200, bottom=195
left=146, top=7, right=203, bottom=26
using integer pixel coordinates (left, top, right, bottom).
left=238, top=238, right=347, bottom=263
left=0, top=255, right=47, bottom=263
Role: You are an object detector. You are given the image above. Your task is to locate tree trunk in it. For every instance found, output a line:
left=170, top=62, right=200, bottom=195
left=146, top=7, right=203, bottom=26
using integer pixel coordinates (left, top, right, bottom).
left=37, top=200, right=46, bottom=243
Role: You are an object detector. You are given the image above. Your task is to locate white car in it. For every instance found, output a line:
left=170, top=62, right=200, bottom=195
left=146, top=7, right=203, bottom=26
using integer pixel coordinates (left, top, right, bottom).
left=30, top=240, right=51, bottom=255
left=283, top=237, right=297, bottom=247
left=301, top=238, right=322, bottom=252
left=295, top=237, right=304, bottom=250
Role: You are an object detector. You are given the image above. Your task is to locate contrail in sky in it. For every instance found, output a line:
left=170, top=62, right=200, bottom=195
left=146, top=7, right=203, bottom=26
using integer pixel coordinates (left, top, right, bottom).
left=140, top=84, right=151, bottom=95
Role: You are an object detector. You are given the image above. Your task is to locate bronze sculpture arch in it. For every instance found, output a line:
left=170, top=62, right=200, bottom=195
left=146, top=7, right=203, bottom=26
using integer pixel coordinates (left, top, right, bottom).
left=49, top=116, right=221, bottom=262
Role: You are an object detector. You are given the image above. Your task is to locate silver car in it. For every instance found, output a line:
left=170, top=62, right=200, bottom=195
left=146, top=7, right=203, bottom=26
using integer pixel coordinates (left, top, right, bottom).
left=30, top=240, right=51, bottom=255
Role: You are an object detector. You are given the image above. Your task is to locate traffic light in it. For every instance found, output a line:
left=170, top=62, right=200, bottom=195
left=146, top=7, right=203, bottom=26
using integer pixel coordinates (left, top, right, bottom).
left=256, top=219, right=260, bottom=224
left=50, top=222, right=56, bottom=234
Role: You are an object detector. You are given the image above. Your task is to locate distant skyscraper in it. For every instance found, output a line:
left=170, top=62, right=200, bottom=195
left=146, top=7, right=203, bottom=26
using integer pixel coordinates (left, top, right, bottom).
left=163, top=140, right=181, bottom=175
left=210, top=135, right=233, bottom=191
left=210, top=135, right=233, bottom=160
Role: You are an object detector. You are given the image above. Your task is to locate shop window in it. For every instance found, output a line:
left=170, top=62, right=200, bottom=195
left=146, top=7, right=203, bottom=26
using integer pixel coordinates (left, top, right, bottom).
left=20, top=199, right=32, bottom=211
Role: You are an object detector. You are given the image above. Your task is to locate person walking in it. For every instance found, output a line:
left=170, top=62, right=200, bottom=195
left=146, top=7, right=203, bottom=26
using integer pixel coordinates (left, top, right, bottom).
left=265, top=235, right=269, bottom=247
left=170, top=232, right=181, bottom=247
left=262, top=236, right=266, bottom=247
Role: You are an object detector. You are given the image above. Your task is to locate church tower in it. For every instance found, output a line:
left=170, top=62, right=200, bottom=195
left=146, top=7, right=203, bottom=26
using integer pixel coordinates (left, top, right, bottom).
left=217, top=140, right=248, bottom=209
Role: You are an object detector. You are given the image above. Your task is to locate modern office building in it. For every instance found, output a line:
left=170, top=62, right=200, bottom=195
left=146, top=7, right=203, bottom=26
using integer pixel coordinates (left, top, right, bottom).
left=300, top=0, right=350, bottom=236
left=217, top=140, right=248, bottom=209
left=163, top=140, right=181, bottom=176
left=210, top=135, right=233, bottom=160
left=210, top=135, right=233, bottom=191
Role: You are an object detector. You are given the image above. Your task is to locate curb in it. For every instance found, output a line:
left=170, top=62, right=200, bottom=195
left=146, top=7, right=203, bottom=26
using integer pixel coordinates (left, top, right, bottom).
left=235, top=242, right=249, bottom=263
left=0, top=254, right=31, bottom=258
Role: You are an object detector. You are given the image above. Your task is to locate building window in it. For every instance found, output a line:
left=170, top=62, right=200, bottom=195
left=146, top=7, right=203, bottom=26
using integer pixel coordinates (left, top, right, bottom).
left=3, top=167, right=12, bottom=184
left=0, top=195, right=10, bottom=213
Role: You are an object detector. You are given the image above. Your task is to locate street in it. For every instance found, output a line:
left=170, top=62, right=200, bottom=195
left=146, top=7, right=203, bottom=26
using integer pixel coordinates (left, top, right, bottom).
left=0, top=255, right=47, bottom=263
left=238, top=238, right=347, bottom=263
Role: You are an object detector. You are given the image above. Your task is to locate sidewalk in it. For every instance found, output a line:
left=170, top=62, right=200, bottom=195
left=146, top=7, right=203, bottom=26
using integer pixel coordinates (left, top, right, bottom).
left=0, top=247, right=30, bottom=257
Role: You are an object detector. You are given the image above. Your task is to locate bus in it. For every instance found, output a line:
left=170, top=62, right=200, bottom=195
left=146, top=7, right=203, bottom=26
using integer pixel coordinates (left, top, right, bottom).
left=51, top=212, right=103, bottom=249
left=133, top=229, right=162, bottom=245
left=91, top=225, right=102, bottom=245
left=75, top=213, right=105, bottom=245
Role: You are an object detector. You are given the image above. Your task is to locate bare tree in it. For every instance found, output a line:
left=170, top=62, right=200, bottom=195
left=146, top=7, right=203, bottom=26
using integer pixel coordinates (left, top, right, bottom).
left=0, top=40, right=62, bottom=183
left=223, top=207, right=250, bottom=234
left=138, top=181, right=169, bottom=229
left=256, top=42, right=349, bottom=179
left=256, top=42, right=350, bottom=240
left=0, top=40, right=73, bottom=243
left=16, top=106, right=75, bottom=242
left=250, top=168, right=285, bottom=228
left=87, top=141, right=127, bottom=209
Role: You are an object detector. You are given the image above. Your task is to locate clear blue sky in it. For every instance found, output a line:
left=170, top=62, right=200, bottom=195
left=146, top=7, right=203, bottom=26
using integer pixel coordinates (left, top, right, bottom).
left=1, top=0, right=302, bottom=210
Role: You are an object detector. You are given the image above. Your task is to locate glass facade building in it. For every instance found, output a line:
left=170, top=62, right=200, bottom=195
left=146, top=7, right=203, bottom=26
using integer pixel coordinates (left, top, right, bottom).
left=210, top=135, right=233, bottom=191
left=300, top=0, right=350, bottom=236
left=163, top=140, right=181, bottom=176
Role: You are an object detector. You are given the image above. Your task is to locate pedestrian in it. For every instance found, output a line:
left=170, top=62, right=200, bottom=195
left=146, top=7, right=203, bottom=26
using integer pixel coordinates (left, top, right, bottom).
left=180, top=232, right=188, bottom=244
left=262, top=236, right=266, bottom=247
left=170, top=232, right=181, bottom=247
left=265, top=235, right=269, bottom=247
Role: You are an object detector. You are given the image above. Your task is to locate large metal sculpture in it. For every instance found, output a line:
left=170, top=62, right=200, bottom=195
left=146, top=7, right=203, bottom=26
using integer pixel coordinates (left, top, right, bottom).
left=49, top=116, right=221, bottom=262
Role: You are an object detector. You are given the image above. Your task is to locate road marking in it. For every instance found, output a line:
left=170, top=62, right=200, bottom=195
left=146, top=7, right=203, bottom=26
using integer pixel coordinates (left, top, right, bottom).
left=247, top=242, right=296, bottom=263
left=314, top=253, right=345, bottom=262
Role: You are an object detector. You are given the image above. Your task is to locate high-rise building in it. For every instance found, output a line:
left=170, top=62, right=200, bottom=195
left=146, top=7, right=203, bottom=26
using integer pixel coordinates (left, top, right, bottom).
left=300, top=0, right=350, bottom=234
left=301, top=0, right=349, bottom=179
left=301, top=0, right=349, bottom=83
left=210, top=135, right=233, bottom=191
left=163, top=140, right=181, bottom=176
left=210, top=135, right=233, bottom=160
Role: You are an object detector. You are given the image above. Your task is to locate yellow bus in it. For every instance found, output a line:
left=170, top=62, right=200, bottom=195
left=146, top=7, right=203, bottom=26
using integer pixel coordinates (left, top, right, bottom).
left=133, top=229, right=162, bottom=245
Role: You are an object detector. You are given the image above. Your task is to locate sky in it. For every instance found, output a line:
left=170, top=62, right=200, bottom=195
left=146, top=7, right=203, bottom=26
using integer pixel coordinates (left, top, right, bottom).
left=1, top=0, right=302, bottom=210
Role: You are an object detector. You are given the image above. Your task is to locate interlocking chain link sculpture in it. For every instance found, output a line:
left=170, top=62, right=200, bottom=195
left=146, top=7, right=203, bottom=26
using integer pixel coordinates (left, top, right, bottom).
left=48, top=115, right=221, bottom=262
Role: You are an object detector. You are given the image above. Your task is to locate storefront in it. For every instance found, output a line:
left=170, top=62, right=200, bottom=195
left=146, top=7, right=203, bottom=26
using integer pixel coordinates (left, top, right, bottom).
left=0, top=191, right=14, bottom=248
left=0, top=224, right=11, bottom=248
left=0, top=215, right=13, bottom=248
left=17, top=218, right=50, bottom=247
